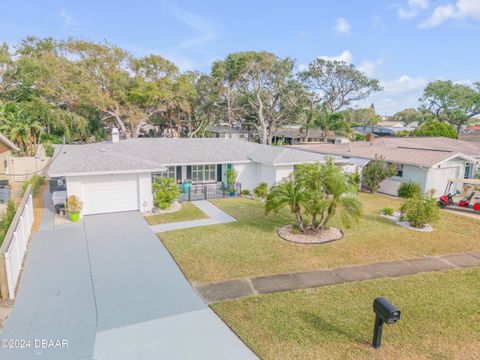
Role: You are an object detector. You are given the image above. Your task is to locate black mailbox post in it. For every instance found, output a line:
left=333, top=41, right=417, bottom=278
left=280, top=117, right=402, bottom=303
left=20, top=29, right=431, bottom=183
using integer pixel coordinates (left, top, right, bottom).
left=372, top=297, right=401, bottom=349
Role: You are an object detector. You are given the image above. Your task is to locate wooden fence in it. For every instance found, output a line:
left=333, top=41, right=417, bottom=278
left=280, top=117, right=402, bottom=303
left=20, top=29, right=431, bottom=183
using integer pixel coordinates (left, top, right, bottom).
left=0, top=185, right=34, bottom=299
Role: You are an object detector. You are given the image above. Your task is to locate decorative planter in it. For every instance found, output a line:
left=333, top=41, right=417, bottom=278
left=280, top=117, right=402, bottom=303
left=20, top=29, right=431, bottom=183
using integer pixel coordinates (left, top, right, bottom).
left=69, top=212, right=80, bottom=222
left=229, top=192, right=236, bottom=197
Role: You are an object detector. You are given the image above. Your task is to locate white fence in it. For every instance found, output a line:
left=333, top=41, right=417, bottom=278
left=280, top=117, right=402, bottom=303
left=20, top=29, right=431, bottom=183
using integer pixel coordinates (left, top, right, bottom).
left=0, top=185, right=34, bottom=299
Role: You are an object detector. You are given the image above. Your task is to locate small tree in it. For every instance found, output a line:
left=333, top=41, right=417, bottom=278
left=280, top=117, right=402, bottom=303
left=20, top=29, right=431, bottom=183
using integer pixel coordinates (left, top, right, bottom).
left=225, top=168, right=238, bottom=193
left=412, top=120, right=458, bottom=139
left=265, top=159, right=362, bottom=233
left=253, top=182, right=269, bottom=199
left=153, top=178, right=180, bottom=209
left=362, top=157, right=397, bottom=193
left=401, top=194, right=440, bottom=228
left=265, top=176, right=305, bottom=231
left=398, top=182, right=422, bottom=199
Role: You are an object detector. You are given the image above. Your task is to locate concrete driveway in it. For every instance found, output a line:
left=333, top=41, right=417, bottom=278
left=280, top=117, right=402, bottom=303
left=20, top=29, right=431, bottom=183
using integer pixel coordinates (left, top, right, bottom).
left=0, top=209, right=257, bottom=359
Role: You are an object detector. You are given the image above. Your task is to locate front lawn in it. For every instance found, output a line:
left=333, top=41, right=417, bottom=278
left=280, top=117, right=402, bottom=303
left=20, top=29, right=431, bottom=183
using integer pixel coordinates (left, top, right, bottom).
left=212, top=269, right=480, bottom=360
left=159, top=193, right=480, bottom=283
left=145, top=202, right=207, bottom=225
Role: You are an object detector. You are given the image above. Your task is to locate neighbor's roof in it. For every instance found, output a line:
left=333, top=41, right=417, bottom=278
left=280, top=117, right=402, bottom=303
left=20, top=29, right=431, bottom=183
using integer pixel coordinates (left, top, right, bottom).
left=272, top=127, right=326, bottom=139
left=207, top=125, right=249, bottom=134
left=48, top=138, right=339, bottom=177
left=0, top=133, right=20, bottom=151
left=292, top=137, right=480, bottom=168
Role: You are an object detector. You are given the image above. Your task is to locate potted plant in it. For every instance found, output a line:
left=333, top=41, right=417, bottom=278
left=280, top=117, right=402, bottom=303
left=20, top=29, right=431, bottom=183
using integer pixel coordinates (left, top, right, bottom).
left=225, top=168, right=238, bottom=196
left=66, top=195, right=82, bottom=222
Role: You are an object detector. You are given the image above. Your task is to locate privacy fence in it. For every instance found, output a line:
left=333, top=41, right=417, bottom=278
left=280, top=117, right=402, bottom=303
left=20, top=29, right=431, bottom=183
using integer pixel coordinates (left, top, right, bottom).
left=0, top=185, right=34, bottom=300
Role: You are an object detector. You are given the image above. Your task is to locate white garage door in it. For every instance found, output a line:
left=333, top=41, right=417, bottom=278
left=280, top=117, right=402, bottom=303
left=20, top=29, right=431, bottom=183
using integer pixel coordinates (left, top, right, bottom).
left=82, top=174, right=139, bottom=215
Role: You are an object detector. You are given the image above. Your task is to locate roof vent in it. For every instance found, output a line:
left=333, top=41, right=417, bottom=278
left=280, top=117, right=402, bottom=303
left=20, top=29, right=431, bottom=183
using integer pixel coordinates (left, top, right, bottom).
left=112, top=128, right=119, bottom=143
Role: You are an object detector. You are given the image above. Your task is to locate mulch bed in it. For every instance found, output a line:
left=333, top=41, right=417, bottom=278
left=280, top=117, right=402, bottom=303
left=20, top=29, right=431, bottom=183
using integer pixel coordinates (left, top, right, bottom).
left=277, top=225, right=344, bottom=244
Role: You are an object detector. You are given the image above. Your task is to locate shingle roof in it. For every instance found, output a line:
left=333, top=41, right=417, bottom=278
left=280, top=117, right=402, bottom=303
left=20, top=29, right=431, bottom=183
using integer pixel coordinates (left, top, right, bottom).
left=292, top=137, right=480, bottom=168
left=48, top=138, right=337, bottom=176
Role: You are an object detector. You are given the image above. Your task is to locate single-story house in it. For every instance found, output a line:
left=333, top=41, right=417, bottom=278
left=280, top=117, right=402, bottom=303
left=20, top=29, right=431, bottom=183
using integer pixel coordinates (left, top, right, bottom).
left=293, top=137, right=480, bottom=197
left=0, top=132, right=20, bottom=185
left=206, top=125, right=250, bottom=141
left=377, top=121, right=405, bottom=128
left=48, top=136, right=341, bottom=216
left=352, top=125, right=402, bottom=137
left=271, top=127, right=327, bottom=145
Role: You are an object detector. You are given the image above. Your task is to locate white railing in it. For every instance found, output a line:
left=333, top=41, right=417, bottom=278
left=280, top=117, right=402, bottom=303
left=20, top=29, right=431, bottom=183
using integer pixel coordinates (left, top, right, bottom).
left=0, top=185, right=34, bottom=299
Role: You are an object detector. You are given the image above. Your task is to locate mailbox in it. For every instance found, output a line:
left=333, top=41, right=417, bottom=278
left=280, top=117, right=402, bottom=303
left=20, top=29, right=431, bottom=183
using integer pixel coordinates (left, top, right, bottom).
left=373, top=297, right=401, bottom=324
left=372, top=297, right=401, bottom=349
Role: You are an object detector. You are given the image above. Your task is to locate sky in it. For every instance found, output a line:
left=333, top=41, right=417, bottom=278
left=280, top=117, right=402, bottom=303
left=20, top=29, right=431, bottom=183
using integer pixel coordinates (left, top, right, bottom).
left=1, top=0, right=479, bottom=115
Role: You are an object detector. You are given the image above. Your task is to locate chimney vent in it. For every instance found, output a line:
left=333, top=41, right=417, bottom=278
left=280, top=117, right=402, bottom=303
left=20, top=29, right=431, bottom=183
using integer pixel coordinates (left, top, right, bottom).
left=112, top=128, right=119, bottom=143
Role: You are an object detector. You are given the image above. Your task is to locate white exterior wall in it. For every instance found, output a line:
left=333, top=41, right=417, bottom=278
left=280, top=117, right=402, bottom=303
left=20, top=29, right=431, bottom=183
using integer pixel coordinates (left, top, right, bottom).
left=259, top=164, right=277, bottom=187
left=275, top=165, right=294, bottom=183
left=234, top=162, right=258, bottom=190
left=378, top=164, right=428, bottom=196
left=138, top=173, right=153, bottom=212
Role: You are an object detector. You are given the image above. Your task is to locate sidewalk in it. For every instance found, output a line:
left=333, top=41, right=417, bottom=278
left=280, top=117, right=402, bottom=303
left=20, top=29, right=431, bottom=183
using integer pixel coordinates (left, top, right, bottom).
left=195, top=251, right=480, bottom=303
left=149, top=200, right=236, bottom=233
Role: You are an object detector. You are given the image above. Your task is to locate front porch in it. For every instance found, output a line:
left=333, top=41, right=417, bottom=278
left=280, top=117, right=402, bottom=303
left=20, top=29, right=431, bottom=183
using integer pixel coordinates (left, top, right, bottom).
left=152, top=163, right=242, bottom=202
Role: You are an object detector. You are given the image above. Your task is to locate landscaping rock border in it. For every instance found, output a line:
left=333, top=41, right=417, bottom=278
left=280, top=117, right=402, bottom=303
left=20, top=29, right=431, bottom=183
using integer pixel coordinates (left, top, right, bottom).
left=380, top=211, right=433, bottom=233
left=144, top=202, right=182, bottom=216
left=277, top=225, right=344, bottom=244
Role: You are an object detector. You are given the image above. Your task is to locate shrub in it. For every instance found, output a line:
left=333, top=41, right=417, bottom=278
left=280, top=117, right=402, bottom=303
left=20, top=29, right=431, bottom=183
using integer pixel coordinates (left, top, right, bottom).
left=347, top=172, right=361, bottom=192
left=66, top=195, right=82, bottom=213
left=381, top=207, right=394, bottom=216
left=240, top=189, right=251, bottom=196
left=254, top=182, right=269, bottom=199
left=355, top=133, right=366, bottom=141
left=412, top=120, right=458, bottom=139
left=21, top=175, right=45, bottom=194
left=398, top=181, right=422, bottom=199
left=401, top=194, right=440, bottom=228
left=153, top=178, right=180, bottom=209
left=0, top=200, right=16, bottom=245
left=362, top=157, right=397, bottom=193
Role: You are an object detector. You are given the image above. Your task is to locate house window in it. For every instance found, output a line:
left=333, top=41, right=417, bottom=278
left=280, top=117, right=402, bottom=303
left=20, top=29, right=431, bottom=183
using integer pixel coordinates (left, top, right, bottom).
left=192, top=164, right=216, bottom=183
left=152, top=166, right=175, bottom=182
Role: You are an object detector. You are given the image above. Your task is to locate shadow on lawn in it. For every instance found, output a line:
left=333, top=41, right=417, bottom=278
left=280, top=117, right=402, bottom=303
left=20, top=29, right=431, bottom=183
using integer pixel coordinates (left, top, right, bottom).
left=298, top=311, right=369, bottom=345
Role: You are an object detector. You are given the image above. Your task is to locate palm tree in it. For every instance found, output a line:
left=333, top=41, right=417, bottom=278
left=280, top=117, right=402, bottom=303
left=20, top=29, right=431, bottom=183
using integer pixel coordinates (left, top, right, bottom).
left=265, top=176, right=305, bottom=231
left=0, top=103, right=44, bottom=155
left=265, top=159, right=362, bottom=233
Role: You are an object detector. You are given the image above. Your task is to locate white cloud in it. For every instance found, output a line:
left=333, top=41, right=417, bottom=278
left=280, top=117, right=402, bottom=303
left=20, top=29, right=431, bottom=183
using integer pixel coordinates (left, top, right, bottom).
left=398, top=0, right=429, bottom=19
left=319, top=50, right=353, bottom=63
left=335, top=18, right=351, bottom=34
left=420, top=0, right=480, bottom=28
left=362, top=75, right=427, bottom=115
left=159, top=9, right=220, bottom=71
left=172, top=10, right=218, bottom=49
left=59, top=10, right=76, bottom=27
left=359, top=54, right=384, bottom=76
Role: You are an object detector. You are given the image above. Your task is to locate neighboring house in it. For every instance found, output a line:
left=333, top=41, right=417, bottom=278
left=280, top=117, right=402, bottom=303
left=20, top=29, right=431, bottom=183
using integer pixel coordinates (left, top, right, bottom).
left=352, top=125, right=402, bottom=137
left=207, top=125, right=250, bottom=141
left=460, top=125, right=480, bottom=143
left=271, top=127, right=326, bottom=145
left=0, top=133, right=20, bottom=185
left=293, top=137, right=480, bottom=197
left=377, top=121, right=405, bottom=128
left=48, top=136, right=341, bottom=216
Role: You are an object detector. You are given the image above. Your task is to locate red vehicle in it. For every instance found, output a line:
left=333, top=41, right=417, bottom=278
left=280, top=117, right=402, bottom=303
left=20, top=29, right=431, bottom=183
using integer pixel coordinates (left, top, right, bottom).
left=437, top=179, right=480, bottom=212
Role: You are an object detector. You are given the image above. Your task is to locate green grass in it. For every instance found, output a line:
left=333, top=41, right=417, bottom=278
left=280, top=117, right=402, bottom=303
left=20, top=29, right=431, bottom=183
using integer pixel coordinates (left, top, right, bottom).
left=159, top=193, right=480, bottom=283
left=212, top=269, right=480, bottom=360
left=145, top=202, right=208, bottom=225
